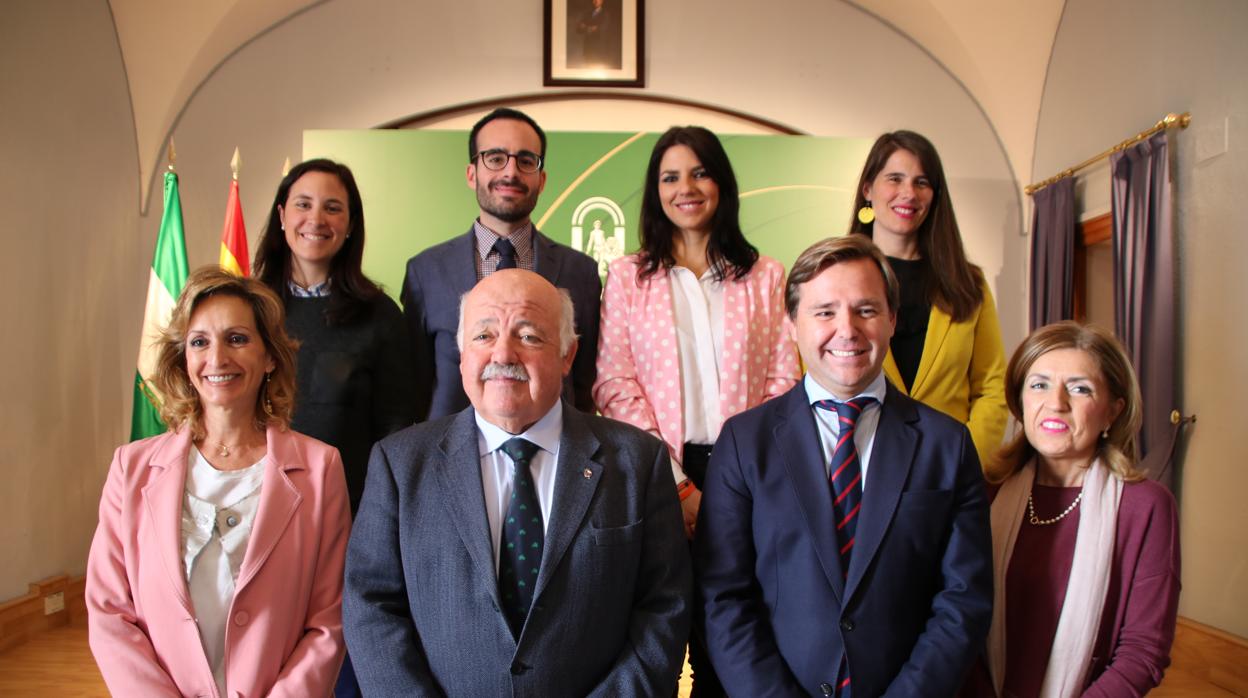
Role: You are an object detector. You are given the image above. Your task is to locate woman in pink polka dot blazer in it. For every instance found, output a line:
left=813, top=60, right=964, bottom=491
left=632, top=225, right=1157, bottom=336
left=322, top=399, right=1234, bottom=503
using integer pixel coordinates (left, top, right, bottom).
left=594, top=127, right=800, bottom=694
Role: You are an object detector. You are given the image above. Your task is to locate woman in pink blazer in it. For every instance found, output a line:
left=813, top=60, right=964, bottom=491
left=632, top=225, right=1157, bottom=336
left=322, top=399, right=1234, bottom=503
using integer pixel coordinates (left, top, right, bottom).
left=595, top=126, right=799, bottom=696
left=87, top=268, right=350, bottom=698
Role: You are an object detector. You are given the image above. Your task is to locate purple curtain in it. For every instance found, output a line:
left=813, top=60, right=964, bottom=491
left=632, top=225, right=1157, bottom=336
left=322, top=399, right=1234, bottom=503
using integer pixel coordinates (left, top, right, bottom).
left=1029, top=178, right=1076, bottom=330
left=1111, top=131, right=1180, bottom=489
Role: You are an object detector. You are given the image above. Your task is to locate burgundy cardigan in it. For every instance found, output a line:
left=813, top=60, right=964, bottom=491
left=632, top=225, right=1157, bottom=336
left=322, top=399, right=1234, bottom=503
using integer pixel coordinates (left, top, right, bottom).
left=963, top=478, right=1181, bottom=696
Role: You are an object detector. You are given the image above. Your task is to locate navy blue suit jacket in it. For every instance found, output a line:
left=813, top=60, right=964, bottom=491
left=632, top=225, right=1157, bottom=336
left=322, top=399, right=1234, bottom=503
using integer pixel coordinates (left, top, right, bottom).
left=400, top=227, right=602, bottom=422
left=695, top=381, right=992, bottom=697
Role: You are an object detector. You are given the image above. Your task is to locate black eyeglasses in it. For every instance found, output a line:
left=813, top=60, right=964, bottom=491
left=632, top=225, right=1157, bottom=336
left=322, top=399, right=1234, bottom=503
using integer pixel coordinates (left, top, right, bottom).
left=474, top=149, right=543, bottom=174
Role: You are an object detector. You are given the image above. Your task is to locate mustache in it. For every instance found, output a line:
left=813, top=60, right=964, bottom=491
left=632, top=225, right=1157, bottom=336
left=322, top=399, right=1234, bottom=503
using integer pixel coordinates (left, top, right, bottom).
left=490, top=179, right=529, bottom=194
left=480, top=362, right=530, bottom=381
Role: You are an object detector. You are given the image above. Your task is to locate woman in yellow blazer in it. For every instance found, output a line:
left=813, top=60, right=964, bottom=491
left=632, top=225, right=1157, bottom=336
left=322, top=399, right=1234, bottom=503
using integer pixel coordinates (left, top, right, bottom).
left=849, top=131, right=1007, bottom=465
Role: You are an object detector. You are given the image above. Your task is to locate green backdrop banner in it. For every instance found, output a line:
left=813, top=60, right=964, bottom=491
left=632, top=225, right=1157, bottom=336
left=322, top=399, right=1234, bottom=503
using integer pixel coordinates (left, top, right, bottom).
left=303, top=130, right=872, bottom=300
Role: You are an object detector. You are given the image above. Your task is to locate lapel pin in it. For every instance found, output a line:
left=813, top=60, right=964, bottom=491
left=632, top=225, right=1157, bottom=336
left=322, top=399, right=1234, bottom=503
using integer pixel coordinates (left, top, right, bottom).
left=583, top=468, right=593, bottom=479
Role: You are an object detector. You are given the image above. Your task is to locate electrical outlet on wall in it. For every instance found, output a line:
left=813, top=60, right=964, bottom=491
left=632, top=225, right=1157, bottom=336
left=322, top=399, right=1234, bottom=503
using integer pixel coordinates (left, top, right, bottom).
left=43, top=591, right=65, bottom=615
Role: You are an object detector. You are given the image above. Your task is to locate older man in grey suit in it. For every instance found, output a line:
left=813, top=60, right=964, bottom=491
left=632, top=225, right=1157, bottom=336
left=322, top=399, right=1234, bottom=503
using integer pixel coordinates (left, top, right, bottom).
left=344, top=269, right=691, bottom=696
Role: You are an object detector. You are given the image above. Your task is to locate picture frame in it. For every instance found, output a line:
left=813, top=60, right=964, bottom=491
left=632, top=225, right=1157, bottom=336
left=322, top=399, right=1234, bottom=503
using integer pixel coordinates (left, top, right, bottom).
left=544, top=0, right=644, bottom=87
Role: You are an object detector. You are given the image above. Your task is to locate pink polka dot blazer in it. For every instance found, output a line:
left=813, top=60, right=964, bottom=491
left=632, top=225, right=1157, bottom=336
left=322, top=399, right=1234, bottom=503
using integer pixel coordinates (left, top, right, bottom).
left=594, top=254, right=800, bottom=485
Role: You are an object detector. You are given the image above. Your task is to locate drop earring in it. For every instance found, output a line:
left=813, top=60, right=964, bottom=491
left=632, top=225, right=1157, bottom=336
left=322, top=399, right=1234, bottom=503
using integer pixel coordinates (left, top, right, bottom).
left=263, top=372, right=274, bottom=417
left=857, top=202, right=875, bottom=225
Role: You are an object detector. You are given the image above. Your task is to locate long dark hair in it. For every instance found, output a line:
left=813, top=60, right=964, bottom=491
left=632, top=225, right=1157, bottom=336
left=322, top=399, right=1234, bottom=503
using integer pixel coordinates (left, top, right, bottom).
left=637, top=126, right=758, bottom=283
left=254, top=158, right=382, bottom=325
left=848, top=130, right=983, bottom=322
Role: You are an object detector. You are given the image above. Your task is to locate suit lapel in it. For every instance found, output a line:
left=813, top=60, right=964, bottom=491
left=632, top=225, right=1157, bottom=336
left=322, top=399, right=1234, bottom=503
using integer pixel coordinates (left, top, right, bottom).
left=235, top=427, right=302, bottom=593
left=453, top=228, right=482, bottom=294
left=531, top=229, right=565, bottom=285
left=142, top=430, right=196, bottom=615
left=844, top=384, right=918, bottom=601
left=775, top=387, right=845, bottom=602
left=533, top=405, right=602, bottom=602
left=432, top=409, right=501, bottom=605
left=910, top=305, right=951, bottom=397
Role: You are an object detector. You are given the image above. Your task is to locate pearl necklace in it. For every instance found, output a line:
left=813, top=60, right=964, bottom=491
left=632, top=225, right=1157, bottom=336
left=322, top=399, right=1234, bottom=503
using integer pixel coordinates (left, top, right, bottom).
left=1028, top=490, right=1084, bottom=525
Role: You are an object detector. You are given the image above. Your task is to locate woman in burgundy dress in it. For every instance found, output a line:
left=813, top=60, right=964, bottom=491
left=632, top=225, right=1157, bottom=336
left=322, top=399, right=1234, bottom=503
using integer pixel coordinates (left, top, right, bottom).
left=966, top=321, right=1180, bottom=697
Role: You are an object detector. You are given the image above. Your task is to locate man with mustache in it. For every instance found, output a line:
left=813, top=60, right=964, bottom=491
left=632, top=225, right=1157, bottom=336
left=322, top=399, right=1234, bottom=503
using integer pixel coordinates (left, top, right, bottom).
left=402, top=108, right=602, bottom=423
left=345, top=269, right=692, bottom=696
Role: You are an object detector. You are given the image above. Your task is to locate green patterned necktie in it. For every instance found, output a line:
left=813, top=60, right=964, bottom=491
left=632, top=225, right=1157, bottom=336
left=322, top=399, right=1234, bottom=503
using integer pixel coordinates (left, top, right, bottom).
left=498, top=437, right=543, bottom=637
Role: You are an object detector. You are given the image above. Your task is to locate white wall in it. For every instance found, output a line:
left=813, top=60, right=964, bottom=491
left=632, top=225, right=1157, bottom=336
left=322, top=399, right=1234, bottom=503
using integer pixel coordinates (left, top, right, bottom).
left=1035, top=0, right=1248, bottom=635
left=4, top=0, right=1023, bottom=600
left=0, top=1, right=141, bottom=599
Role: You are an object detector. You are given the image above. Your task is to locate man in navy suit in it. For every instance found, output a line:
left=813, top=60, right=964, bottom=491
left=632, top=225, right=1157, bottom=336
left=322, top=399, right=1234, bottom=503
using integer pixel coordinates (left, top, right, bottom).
left=402, top=107, right=601, bottom=422
left=345, top=269, right=691, bottom=696
left=695, top=235, right=992, bottom=697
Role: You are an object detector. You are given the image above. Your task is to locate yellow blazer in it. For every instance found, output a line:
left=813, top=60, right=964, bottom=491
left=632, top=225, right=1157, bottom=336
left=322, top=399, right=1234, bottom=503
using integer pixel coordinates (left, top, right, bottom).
left=883, top=280, right=1008, bottom=466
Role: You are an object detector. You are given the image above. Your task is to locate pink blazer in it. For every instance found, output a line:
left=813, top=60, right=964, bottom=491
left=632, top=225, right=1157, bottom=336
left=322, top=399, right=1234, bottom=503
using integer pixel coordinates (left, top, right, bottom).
left=86, top=426, right=350, bottom=698
left=594, top=254, right=800, bottom=482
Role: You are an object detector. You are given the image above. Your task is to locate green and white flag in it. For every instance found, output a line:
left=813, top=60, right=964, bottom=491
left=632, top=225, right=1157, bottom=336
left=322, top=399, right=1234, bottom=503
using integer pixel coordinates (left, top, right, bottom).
left=130, top=170, right=189, bottom=440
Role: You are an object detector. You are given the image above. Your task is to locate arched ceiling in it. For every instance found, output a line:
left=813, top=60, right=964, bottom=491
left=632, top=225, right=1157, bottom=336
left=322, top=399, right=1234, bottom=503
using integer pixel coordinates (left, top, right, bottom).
left=108, top=0, right=1064, bottom=209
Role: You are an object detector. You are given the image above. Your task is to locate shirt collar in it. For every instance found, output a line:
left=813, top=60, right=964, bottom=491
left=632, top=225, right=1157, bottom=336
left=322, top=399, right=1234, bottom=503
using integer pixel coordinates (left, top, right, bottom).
left=475, top=400, right=563, bottom=457
left=473, top=219, right=534, bottom=260
left=803, top=370, right=888, bottom=407
left=288, top=279, right=331, bottom=297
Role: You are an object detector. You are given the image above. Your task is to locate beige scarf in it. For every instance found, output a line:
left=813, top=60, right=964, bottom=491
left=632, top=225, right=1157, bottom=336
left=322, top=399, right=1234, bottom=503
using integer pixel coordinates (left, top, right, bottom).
left=987, top=458, right=1122, bottom=698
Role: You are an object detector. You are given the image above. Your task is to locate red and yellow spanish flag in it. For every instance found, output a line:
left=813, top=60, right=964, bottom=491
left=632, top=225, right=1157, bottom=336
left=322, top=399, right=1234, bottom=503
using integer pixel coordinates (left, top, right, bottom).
left=219, top=147, right=249, bottom=276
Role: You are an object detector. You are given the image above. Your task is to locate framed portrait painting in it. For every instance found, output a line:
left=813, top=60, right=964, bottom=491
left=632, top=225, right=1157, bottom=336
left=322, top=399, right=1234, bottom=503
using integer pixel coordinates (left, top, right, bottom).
left=544, top=0, right=644, bottom=87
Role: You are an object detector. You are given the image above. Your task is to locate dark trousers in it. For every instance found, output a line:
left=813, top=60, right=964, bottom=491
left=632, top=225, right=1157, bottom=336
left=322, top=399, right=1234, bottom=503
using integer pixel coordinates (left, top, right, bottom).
left=683, top=443, right=725, bottom=698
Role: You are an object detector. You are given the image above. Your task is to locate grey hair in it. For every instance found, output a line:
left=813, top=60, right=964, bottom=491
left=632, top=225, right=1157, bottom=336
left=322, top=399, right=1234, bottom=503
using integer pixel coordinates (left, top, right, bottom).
left=456, top=288, right=579, bottom=357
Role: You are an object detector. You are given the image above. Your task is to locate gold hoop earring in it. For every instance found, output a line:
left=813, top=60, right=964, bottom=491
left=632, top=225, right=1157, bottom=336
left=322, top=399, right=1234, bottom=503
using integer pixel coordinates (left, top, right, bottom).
left=857, top=203, right=875, bottom=225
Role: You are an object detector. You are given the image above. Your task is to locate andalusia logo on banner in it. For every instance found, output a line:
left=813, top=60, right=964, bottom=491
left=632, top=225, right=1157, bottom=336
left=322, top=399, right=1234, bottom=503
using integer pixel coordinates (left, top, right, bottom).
left=303, top=130, right=871, bottom=299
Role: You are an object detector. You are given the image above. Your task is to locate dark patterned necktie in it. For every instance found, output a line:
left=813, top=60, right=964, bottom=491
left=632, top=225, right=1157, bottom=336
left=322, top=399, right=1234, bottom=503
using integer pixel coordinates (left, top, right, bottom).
left=498, top=437, right=543, bottom=637
left=813, top=396, right=877, bottom=698
left=493, top=237, right=518, bottom=270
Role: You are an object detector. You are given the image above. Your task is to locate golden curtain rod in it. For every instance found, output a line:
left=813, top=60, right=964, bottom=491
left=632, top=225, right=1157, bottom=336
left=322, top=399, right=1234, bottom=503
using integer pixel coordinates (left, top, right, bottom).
left=1025, top=112, right=1192, bottom=195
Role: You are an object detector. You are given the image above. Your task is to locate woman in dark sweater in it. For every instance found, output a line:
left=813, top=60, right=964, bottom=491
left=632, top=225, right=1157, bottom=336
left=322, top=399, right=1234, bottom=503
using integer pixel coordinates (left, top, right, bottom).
left=255, top=158, right=415, bottom=697
left=255, top=159, right=416, bottom=516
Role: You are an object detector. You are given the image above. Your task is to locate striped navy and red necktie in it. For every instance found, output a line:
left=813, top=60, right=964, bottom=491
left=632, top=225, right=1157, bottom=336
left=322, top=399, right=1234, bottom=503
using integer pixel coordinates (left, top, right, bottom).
left=814, top=396, right=877, bottom=698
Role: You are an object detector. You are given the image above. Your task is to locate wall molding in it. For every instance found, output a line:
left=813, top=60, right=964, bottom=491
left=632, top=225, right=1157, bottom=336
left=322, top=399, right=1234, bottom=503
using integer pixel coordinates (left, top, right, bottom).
left=0, top=575, right=87, bottom=653
left=1172, top=615, right=1248, bottom=696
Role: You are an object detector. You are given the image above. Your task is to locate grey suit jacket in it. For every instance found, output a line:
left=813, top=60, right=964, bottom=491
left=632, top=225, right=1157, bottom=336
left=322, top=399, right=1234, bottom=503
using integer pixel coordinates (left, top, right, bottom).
left=343, top=402, right=692, bottom=697
left=400, top=227, right=602, bottom=422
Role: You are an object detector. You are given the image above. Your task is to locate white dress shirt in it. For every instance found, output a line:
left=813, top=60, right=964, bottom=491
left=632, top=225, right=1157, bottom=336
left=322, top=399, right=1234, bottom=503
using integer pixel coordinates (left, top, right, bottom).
left=181, top=449, right=264, bottom=697
left=668, top=266, right=725, bottom=447
left=804, top=371, right=888, bottom=490
left=477, top=402, right=562, bottom=572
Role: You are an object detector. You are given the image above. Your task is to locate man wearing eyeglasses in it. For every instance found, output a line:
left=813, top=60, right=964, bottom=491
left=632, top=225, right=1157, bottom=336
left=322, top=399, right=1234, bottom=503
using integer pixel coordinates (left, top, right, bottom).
left=401, top=107, right=602, bottom=423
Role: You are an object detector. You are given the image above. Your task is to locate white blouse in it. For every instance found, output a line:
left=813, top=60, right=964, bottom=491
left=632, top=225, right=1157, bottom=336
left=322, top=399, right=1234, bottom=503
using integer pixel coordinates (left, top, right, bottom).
left=669, top=266, right=725, bottom=447
left=181, top=449, right=264, bottom=697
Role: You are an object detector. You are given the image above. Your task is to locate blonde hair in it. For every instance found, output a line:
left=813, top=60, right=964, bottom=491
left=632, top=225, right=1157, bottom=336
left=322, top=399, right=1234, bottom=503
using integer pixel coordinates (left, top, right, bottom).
left=987, top=321, right=1144, bottom=484
left=151, top=267, right=298, bottom=439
